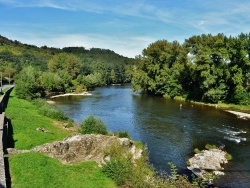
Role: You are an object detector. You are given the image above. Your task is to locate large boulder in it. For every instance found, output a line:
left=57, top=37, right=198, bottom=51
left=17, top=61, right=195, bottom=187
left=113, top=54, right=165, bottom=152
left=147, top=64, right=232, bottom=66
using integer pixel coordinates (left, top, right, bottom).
left=187, top=148, right=229, bottom=179
left=31, top=134, right=143, bottom=165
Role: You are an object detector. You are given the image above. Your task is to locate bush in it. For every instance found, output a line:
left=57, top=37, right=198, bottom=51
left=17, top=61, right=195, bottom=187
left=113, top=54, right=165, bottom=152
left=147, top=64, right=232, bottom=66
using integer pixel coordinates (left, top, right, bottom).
left=116, top=131, right=130, bottom=138
left=32, top=99, right=67, bottom=121
left=102, top=157, right=132, bottom=186
left=65, top=119, right=74, bottom=128
left=194, top=148, right=201, bottom=154
left=225, top=153, right=233, bottom=160
left=102, top=144, right=153, bottom=188
left=205, top=144, right=217, bottom=150
left=80, top=115, right=107, bottom=135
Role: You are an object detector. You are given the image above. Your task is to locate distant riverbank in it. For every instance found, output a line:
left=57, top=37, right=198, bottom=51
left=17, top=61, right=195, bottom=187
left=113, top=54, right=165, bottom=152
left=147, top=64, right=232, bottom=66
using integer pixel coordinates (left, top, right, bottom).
left=50, top=92, right=92, bottom=99
left=225, top=110, right=250, bottom=120
left=187, top=99, right=250, bottom=117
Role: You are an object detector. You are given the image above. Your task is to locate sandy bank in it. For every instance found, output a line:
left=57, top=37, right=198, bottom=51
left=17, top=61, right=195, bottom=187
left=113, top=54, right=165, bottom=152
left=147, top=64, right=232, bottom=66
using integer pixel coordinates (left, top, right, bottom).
left=50, top=92, right=92, bottom=99
left=226, top=110, right=250, bottom=120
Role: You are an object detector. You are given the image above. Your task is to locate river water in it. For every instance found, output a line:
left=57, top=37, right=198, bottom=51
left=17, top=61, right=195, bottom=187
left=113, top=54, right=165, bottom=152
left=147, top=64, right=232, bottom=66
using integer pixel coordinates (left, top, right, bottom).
left=53, top=85, right=250, bottom=188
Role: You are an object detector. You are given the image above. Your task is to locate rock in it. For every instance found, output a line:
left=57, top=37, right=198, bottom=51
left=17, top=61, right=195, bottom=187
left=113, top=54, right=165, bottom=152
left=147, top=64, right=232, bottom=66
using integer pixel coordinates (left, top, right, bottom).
left=32, top=134, right=143, bottom=165
left=36, top=127, right=49, bottom=133
left=187, top=148, right=229, bottom=179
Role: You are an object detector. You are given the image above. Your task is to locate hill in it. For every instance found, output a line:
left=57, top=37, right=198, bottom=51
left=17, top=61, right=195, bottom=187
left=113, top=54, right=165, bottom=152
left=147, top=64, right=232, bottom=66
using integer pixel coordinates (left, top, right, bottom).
left=0, top=35, right=135, bottom=96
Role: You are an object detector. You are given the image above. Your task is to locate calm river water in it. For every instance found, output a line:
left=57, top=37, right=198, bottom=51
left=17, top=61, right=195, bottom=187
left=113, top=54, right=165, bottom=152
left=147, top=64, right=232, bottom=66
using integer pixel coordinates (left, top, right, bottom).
left=53, top=85, right=250, bottom=188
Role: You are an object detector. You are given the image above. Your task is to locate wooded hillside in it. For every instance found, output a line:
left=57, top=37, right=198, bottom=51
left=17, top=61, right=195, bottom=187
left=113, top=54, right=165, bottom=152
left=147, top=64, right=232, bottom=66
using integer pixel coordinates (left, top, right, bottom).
left=0, top=35, right=134, bottom=99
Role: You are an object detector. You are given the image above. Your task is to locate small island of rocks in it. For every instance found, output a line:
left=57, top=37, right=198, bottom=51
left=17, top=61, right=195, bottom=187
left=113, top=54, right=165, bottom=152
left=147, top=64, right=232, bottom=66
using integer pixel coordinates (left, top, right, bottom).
left=187, top=144, right=232, bottom=183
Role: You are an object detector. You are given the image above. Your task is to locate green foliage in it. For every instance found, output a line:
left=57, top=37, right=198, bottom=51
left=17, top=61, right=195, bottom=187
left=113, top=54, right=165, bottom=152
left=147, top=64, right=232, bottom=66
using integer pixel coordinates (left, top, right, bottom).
left=10, top=152, right=116, bottom=188
left=225, top=153, right=233, bottom=160
left=116, top=131, right=130, bottom=138
left=5, top=90, right=74, bottom=149
left=15, top=66, right=45, bottom=100
left=132, top=33, right=250, bottom=105
left=194, top=148, right=201, bottom=154
left=102, top=144, right=154, bottom=188
left=168, top=162, right=179, bottom=180
left=41, top=72, right=64, bottom=92
left=0, top=35, right=134, bottom=96
left=65, top=119, right=74, bottom=128
left=80, top=115, right=108, bottom=135
left=102, top=156, right=132, bottom=186
left=132, top=40, right=185, bottom=98
left=205, top=144, right=217, bottom=150
left=32, top=99, right=67, bottom=121
left=48, top=53, right=82, bottom=79
left=186, top=159, right=191, bottom=166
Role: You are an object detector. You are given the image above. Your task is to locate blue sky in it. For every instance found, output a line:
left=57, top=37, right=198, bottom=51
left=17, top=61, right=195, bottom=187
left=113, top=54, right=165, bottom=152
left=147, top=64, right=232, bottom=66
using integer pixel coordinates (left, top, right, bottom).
left=0, top=0, right=250, bottom=57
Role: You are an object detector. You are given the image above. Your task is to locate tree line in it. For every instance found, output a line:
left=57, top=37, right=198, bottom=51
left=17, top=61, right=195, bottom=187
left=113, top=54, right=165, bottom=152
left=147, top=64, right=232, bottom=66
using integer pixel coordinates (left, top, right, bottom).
left=0, top=35, right=134, bottom=99
left=1, top=33, right=250, bottom=105
left=132, top=33, right=250, bottom=105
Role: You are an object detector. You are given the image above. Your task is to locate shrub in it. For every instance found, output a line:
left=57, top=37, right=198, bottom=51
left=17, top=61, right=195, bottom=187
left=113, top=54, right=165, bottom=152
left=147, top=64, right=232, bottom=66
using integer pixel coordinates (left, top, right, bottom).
left=102, top=144, right=153, bottom=188
left=80, top=115, right=107, bottom=135
left=194, top=148, right=201, bottom=154
left=65, top=119, right=74, bottom=128
left=225, top=153, right=233, bottom=160
left=116, top=131, right=130, bottom=138
left=205, top=144, right=217, bottom=150
left=102, top=157, right=132, bottom=186
left=32, top=99, right=67, bottom=121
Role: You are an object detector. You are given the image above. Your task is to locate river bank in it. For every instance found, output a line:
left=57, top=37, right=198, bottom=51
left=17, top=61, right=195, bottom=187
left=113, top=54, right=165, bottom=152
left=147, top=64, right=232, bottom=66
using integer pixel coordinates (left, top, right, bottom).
left=6, top=91, right=196, bottom=188
left=50, top=91, right=92, bottom=98
left=225, top=110, right=250, bottom=120
left=187, top=100, right=250, bottom=119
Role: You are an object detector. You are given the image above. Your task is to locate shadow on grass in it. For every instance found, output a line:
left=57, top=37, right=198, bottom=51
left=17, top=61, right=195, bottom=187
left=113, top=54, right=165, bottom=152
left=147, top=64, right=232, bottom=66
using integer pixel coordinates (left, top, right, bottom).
left=3, top=118, right=15, bottom=188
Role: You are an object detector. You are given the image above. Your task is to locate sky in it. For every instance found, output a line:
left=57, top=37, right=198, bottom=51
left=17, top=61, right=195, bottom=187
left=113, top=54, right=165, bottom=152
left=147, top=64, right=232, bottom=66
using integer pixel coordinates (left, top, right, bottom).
left=0, top=0, right=250, bottom=58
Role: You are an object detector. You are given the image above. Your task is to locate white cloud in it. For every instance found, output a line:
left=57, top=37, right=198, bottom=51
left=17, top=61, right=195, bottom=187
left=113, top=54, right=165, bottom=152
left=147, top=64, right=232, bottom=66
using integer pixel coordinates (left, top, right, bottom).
left=1, top=0, right=250, bottom=56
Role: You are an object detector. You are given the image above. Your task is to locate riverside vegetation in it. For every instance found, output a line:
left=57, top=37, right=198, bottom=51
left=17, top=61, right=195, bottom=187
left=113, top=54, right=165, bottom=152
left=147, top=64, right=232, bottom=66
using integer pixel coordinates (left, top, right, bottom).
left=2, top=32, right=250, bottom=187
left=5, top=90, right=207, bottom=188
left=1, top=33, right=250, bottom=111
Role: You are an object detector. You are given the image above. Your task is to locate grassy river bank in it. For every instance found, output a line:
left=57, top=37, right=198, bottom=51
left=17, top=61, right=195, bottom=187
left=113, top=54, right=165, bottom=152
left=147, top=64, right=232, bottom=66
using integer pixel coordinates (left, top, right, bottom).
left=5, top=89, right=247, bottom=187
left=5, top=91, right=116, bottom=188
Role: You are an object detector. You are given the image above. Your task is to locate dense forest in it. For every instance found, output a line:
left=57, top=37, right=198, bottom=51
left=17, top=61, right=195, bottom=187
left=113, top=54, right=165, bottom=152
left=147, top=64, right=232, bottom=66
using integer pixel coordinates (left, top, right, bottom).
left=132, top=33, right=250, bottom=105
left=0, top=35, right=134, bottom=99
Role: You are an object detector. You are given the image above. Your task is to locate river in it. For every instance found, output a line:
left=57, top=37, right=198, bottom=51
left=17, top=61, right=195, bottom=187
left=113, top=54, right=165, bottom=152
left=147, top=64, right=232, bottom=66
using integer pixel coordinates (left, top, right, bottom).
left=53, top=85, right=250, bottom=188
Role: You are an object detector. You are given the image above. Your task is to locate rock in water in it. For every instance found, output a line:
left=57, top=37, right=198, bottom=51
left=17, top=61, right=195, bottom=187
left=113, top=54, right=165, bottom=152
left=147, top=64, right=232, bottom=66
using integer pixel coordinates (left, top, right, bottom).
left=187, top=148, right=229, bottom=179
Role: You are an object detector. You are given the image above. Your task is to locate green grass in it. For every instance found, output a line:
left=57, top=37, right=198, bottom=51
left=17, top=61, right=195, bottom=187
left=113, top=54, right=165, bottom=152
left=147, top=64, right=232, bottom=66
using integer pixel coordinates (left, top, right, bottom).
left=6, top=90, right=117, bottom=188
left=10, top=152, right=116, bottom=188
left=5, top=91, right=75, bottom=149
left=191, top=100, right=250, bottom=113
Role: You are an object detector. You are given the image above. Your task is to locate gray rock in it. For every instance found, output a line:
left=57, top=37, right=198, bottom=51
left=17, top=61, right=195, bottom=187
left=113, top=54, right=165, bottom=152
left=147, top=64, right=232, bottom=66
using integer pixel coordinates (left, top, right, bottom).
left=31, top=134, right=143, bottom=165
left=187, top=148, right=228, bottom=179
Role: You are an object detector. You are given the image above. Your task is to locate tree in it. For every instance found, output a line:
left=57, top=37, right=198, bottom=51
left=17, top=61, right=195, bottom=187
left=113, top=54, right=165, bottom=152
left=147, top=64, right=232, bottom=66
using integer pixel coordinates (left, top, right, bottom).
left=132, top=40, right=185, bottom=97
left=41, top=72, right=64, bottom=93
left=15, top=66, right=44, bottom=100
left=110, top=69, right=117, bottom=83
left=48, top=53, right=82, bottom=79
